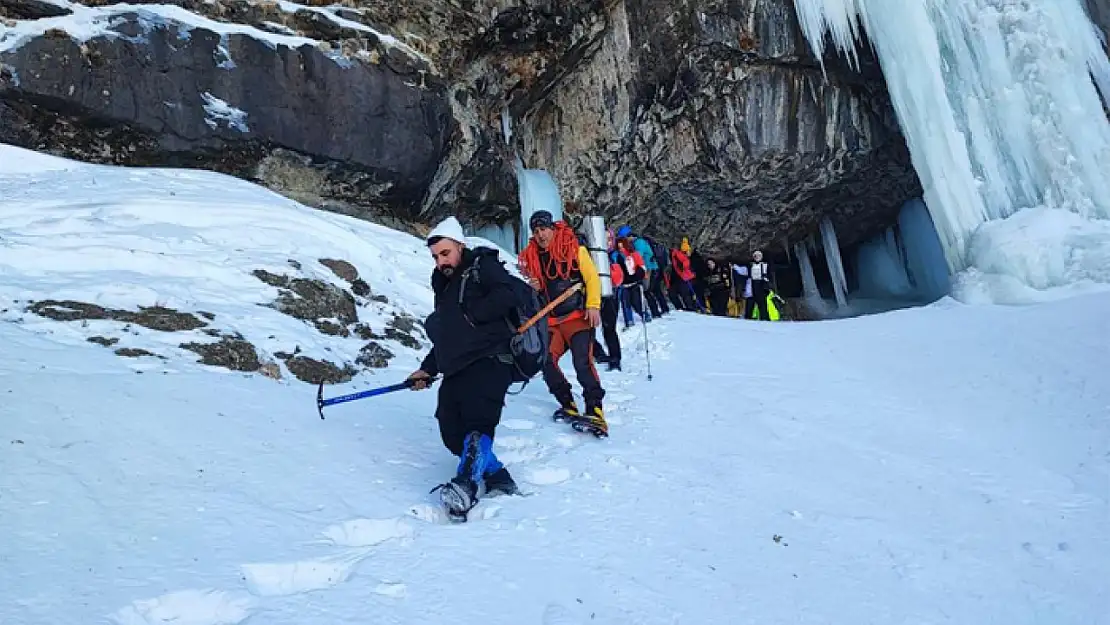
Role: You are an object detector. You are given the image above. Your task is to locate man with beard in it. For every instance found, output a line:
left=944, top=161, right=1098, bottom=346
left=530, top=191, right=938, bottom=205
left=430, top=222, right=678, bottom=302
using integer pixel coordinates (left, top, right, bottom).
left=408, top=216, right=521, bottom=519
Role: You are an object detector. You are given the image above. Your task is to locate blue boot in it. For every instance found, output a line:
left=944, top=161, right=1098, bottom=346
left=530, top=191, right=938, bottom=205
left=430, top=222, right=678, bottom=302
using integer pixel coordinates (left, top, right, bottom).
left=435, top=432, right=495, bottom=519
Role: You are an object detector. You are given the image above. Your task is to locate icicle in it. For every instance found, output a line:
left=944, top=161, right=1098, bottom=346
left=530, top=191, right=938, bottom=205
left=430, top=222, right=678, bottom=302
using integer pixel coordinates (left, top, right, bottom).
left=794, top=241, right=821, bottom=302
left=501, top=107, right=512, bottom=144
left=897, top=198, right=951, bottom=301
left=792, top=0, right=1110, bottom=293
left=517, top=168, right=563, bottom=249
left=819, top=217, right=849, bottom=308
left=855, top=226, right=913, bottom=298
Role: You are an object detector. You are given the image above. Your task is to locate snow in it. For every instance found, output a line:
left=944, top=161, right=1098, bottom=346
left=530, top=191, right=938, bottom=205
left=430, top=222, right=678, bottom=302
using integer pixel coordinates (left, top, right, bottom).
left=273, top=0, right=431, bottom=67
left=0, top=2, right=317, bottom=55
left=200, top=92, right=249, bottom=132
left=953, top=207, right=1110, bottom=304
left=0, top=143, right=454, bottom=369
left=2, top=144, right=1109, bottom=624
left=793, top=0, right=1110, bottom=301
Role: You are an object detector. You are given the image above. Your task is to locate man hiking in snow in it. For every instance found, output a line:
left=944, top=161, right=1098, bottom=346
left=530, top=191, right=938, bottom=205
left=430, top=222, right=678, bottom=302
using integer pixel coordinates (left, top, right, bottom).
left=519, top=210, right=608, bottom=437
left=407, top=216, right=520, bottom=519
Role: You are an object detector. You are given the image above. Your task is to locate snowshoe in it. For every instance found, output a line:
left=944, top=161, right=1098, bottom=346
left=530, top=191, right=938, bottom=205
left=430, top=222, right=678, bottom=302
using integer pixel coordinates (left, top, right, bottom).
left=607, top=361, right=621, bottom=372
left=484, top=467, right=521, bottom=497
left=552, top=404, right=580, bottom=423
left=570, top=406, right=609, bottom=438
left=430, top=476, right=479, bottom=522
left=430, top=431, right=489, bottom=522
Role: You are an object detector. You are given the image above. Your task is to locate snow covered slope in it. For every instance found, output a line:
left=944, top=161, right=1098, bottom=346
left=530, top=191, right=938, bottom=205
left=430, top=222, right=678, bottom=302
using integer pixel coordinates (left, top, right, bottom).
left=2, top=148, right=1108, bottom=624
left=0, top=143, right=516, bottom=384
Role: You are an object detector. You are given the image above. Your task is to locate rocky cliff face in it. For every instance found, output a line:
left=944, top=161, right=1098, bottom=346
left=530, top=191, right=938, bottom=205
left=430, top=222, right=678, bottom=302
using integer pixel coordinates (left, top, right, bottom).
left=0, top=0, right=919, bottom=257
left=513, top=0, right=919, bottom=257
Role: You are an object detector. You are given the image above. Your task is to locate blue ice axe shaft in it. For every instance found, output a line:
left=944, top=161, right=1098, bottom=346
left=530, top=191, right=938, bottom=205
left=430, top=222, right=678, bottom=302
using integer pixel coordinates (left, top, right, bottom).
left=316, top=377, right=437, bottom=420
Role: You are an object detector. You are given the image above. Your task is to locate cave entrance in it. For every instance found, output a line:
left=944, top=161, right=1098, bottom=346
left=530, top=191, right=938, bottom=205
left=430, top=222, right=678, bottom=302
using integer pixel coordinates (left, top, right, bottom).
left=778, top=197, right=951, bottom=319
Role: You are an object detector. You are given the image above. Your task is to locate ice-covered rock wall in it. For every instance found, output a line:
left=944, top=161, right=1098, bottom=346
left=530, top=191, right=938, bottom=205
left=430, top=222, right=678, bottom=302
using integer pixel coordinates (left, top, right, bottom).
left=795, top=0, right=1110, bottom=302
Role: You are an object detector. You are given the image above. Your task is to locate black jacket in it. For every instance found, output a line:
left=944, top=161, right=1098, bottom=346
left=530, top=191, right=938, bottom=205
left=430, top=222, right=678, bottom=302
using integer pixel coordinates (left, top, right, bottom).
left=419, top=247, right=518, bottom=378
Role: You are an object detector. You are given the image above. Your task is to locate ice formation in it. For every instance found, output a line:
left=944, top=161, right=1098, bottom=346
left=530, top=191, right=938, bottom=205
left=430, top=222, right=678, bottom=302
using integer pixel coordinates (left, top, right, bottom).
left=794, top=0, right=1110, bottom=299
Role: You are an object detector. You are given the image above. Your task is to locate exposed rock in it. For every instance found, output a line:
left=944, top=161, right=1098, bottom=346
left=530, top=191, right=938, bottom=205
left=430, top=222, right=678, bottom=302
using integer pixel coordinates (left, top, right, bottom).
left=319, top=257, right=372, bottom=296
left=0, top=0, right=922, bottom=257
left=1088, top=0, right=1110, bottom=47
left=252, top=269, right=358, bottom=326
left=350, top=279, right=371, bottom=297
left=512, top=0, right=920, bottom=258
left=87, top=335, right=119, bottom=346
left=0, top=0, right=72, bottom=19
left=0, top=6, right=451, bottom=222
left=319, top=258, right=360, bottom=283
left=314, top=320, right=350, bottom=337
left=352, top=323, right=379, bottom=340
left=384, top=314, right=422, bottom=349
left=115, top=347, right=161, bottom=358
left=384, top=328, right=421, bottom=350
left=285, top=355, right=357, bottom=384
left=27, top=300, right=208, bottom=331
left=356, top=341, right=393, bottom=368
left=259, top=360, right=283, bottom=380
left=180, top=334, right=261, bottom=372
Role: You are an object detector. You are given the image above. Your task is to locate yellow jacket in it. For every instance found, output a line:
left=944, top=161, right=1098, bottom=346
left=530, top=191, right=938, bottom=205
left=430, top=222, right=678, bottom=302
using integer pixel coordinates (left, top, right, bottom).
left=577, top=245, right=602, bottom=310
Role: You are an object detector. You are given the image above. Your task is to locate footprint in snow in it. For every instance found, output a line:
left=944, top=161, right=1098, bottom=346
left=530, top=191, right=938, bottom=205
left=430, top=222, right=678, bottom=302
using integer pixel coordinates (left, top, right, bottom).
left=318, top=516, right=415, bottom=548
left=373, top=581, right=407, bottom=598
left=542, top=602, right=586, bottom=625
left=527, top=467, right=572, bottom=485
left=500, top=418, right=537, bottom=431
left=239, top=517, right=414, bottom=597
left=492, top=434, right=549, bottom=464
left=240, top=550, right=370, bottom=597
left=110, top=589, right=253, bottom=625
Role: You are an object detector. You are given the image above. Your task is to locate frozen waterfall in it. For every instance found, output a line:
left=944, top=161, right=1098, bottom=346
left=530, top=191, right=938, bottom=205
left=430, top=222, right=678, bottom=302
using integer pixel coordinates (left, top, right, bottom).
left=794, top=0, right=1110, bottom=300
left=503, top=109, right=564, bottom=251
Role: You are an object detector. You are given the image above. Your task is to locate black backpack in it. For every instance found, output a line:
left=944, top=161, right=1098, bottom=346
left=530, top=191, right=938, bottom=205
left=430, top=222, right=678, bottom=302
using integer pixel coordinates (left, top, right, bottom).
left=644, top=236, right=670, bottom=270
left=459, top=254, right=549, bottom=391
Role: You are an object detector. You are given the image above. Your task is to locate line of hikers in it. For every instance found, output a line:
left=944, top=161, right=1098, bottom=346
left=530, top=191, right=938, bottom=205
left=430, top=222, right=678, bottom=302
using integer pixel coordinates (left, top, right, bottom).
left=598, top=228, right=782, bottom=327
left=406, top=210, right=780, bottom=519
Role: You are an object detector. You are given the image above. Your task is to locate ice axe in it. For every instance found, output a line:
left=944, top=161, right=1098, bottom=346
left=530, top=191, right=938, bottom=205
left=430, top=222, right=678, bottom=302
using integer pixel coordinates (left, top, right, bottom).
left=316, top=376, right=437, bottom=419
left=519, top=282, right=583, bottom=332
left=316, top=282, right=581, bottom=419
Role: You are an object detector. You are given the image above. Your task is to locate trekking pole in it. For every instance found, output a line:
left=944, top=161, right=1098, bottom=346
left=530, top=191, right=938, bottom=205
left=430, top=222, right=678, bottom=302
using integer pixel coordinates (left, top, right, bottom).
left=640, top=284, right=653, bottom=381
left=316, top=376, right=438, bottom=419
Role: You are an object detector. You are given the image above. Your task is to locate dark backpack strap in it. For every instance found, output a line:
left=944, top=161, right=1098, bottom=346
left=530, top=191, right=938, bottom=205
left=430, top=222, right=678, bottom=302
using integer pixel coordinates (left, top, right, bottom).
left=457, top=256, right=484, bottom=325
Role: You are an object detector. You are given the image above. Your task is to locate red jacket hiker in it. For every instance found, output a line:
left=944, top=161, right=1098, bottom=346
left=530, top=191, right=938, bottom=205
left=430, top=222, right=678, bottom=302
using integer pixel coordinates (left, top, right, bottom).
left=671, top=248, right=695, bottom=282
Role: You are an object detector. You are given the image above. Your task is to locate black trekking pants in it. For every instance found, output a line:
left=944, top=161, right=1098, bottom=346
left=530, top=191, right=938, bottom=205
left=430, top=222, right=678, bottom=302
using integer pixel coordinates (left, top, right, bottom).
left=708, top=290, right=730, bottom=316
left=645, top=271, right=669, bottom=316
left=435, top=357, right=513, bottom=456
left=600, top=296, right=621, bottom=364
left=747, top=283, right=771, bottom=320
